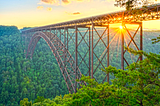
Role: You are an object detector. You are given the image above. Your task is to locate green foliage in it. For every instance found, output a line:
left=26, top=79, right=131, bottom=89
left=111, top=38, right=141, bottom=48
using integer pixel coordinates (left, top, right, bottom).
left=20, top=96, right=64, bottom=106
left=20, top=27, right=33, bottom=32
left=152, top=35, right=160, bottom=44
left=114, top=0, right=155, bottom=10
left=22, top=49, right=160, bottom=106
left=21, top=37, right=160, bottom=106
left=75, top=42, right=159, bottom=105
left=0, top=26, right=68, bottom=105
left=34, top=96, right=45, bottom=103
left=0, top=25, right=19, bottom=36
left=20, top=98, right=32, bottom=106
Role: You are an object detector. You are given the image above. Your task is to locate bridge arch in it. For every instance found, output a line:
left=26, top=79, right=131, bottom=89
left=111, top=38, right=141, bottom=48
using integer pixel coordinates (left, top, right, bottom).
left=26, top=31, right=82, bottom=93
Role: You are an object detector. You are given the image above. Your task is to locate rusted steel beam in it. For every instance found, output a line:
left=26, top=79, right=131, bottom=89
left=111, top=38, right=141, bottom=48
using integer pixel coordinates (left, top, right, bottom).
left=75, top=26, right=78, bottom=93
left=89, top=27, right=91, bottom=77
left=76, top=28, right=90, bottom=76
left=107, top=23, right=109, bottom=83
left=67, top=28, right=68, bottom=50
left=140, top=23, right=143, bottom=61
left=122, top=22, right=143, bottom=69
left=124, top=25, right=140, bottom=51
left=123, top=25, right=140, bottom=54
left=60, top=29, right=61, bottom=41
left=91, top=22, right=94, bottom=79
left=64, top=28, right=66, bottom=71
left=121, top=24, right=124, bottom=70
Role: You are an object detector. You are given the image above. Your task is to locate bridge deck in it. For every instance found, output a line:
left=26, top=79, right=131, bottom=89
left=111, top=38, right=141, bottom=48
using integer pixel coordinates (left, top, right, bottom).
left=22, top=3, right=160, bottom=33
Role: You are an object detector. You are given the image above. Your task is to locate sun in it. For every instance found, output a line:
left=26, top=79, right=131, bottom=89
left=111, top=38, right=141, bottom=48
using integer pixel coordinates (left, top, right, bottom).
left=119, top=25, right=123, bottom=29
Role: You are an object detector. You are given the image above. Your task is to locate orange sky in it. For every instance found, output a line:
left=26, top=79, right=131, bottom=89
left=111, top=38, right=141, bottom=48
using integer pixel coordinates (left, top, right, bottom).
left=1, top=0, right=160, bottom=29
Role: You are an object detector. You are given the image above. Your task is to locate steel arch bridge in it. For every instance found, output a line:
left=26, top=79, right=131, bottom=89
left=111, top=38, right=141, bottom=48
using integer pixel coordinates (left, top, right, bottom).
left=22, top=4, right=160, bottom=93
left=26, top=31, right=83, bottom=93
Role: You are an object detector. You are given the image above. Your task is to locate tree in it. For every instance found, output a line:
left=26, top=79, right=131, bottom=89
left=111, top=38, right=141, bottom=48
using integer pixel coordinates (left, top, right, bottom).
left=114, top=0, right=155, bottom=10
left=62, top=49, right=159, bottom=106
left=20, top=98, right=32, bottom=106
left=152, top=35, right=160, bottom=44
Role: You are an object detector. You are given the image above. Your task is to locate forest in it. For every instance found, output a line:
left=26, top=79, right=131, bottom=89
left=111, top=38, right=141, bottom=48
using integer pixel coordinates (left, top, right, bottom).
left=0, top=26, right=68, bottom=106
left=0, top=25, right=159, bottom=106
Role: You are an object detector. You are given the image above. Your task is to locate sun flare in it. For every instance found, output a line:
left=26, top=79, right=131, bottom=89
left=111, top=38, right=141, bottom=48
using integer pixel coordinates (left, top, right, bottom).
left=119, top=25, right=123, bottom=29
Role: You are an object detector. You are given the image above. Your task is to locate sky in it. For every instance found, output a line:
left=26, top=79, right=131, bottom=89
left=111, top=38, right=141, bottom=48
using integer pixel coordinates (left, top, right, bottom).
left=1, top=0, right=160, bottom=29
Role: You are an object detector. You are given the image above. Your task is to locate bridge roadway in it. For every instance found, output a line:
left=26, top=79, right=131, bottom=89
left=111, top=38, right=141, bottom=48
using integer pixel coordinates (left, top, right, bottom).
left=22, top=3, right=160, bottom=93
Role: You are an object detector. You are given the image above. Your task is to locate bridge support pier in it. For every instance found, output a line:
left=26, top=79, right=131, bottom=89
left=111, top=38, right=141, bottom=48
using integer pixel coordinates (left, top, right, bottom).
left=91, top=23, right=94, bottom=79
left=75, top=26, right=78, bottom=93
left=107, top=23, right=109, bottom=83
left=89, top=27, right=91, bottom=77
left=91, top=23, right=110, bottom=83
left=121, top=22, right=143, bottom=70
left=121, top=23, right=124, bottom=70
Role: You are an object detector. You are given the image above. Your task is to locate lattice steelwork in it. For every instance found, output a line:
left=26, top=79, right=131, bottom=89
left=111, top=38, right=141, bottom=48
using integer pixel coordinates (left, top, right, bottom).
left=121, top=22, right=143, bottom=70
left=22, top=3, right=160, bottom=93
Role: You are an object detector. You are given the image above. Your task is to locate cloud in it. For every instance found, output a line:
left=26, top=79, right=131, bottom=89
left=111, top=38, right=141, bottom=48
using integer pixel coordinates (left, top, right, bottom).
left=62, top=0, right=70, bottom=4
left=41, top=0, right=60, bottom=5
left=37, top=6, right=44, bottom=10
left=62, top=0, right=85, bottom=4
left=40, top=0, right=92, bottom=5
left=47, top=7, right=52, bottom=11
left=72, top=12, right=80, bottom=15
left=65, top=11, right=81, bottom=15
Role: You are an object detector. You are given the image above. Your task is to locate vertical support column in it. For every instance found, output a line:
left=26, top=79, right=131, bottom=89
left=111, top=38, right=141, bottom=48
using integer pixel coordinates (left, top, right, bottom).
left=50, top=28, right=51, bottom=40
left=140, top=23, right=143, bottom=61
left=91, top=22, right=94, bottom=79
left=121, top=23, right=124, bottom=70
left=28, top=32, right=31, bottom=42
left=89, top=27, right=91, bottom=77
left=64, top=28, right=66, bottom=65
left=24, top=33, right=28, bottom=58
left=107, top=24, right=109, bottom=83
left=56, top=28, right=57, bottom=35
left=67, top=29, right=68, bottom=50
left=64, top=28, right=66, bottom=76
left=64, top=28, right=66, bottom=47
left=75, top=26, right=78, bottom=93
left=28, top=32, right=30, bottom=52
left=60, top=29, right=61, bottom=41
left=53, top=29, right=55, bottom=35
left=56, top=28, right=58, bottom=47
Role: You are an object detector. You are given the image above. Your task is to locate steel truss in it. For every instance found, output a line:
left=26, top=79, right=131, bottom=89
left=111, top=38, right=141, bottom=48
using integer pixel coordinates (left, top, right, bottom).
left=91, top=24, right=110, bottom=83
left=23, top=21, right=143, bottom=93
left=121, top=22, right=143, bottom=70
left=20, top=3, right=156, bottom=93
